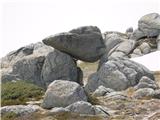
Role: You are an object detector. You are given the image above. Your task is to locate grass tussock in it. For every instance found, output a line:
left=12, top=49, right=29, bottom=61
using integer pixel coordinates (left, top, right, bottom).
left=1, top=81, right=44, bottom=106
left=1, top=112, right=18, bottom=120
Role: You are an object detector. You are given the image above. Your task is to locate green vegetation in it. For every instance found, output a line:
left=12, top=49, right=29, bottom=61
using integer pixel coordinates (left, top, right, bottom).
left=1, top=112, right=18, bottom=120
left=1, top=81, right=44, bottom=106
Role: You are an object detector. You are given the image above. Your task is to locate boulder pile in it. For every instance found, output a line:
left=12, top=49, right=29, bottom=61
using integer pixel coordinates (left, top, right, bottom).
left=0, top=13, right=160, bottom=118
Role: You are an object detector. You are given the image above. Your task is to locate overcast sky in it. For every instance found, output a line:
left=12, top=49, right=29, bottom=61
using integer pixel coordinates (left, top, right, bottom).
left=0, top=0, right=160, bottom=57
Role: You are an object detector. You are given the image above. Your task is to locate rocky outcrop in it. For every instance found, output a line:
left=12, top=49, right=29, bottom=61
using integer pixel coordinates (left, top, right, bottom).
left=103, top=32, right=128, bottom=55
left=41, top=50, right=78, bottom=87
left=98, top=32, right=131, bottom=68
left=134, top=76, right=159, bottom=90
left=85, top=57, right=154, bottom=93
left=1, top=42, right=80, bottom=88
left=92, top=86, right=114, bottom=97
left=133, top=88, right=155, bottom=99
left=65, top=101, right=109, bottom=116
left=131, top=13, right=160, bottom=40
left=65, top=101, right=95, bottom=115
left=0, top=105, right=40, bottom=116
left=157, top=34, right=160, bottom=50
left=108, top=40, right=136, bottom=59
left=41, top=80, right=87, bottom=109
left=43, top=26, right=106, bottom=62
left=1, top=42, right=53, bottom=87
left=100, top=13, right=159, bottom=62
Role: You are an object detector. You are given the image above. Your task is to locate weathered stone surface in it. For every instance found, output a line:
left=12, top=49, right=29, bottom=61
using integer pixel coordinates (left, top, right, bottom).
left=130, top=29, right=145, bottom=40
left=109, top=51, right=127, bottom=59
left=1, top=42, right=53, bottom=87
left=131, top=13, right=160, bottom=40
left=41, top=50, right=78, bottom=87
left=139, top=42, right=151, bottom=54
left=66, top=101, right=95, bottom=115
left=85, top=57, right=154, bottom=93
left=0, top=105, right=40, bottom=116
left=43, top=26, right=106, bottom=62
left=132, top=48, right=142, bottom=56
left=94, top=105, right=110, bottom=117
left=106, top=40, right=136, bottom=59
left=42, top=80, right=87, bottom=109
left=138, top=13, right=160, bottom=37
left=49, top=107, right=69, bottom=114
left=1, top=42, right=79, bottom=88
left=153, top=89, right=160, bottom=99
left=126, top=27, right=133, bottom=33
left=134, top=76, right=159, bottom=90
left=101, top=32, right=135, bottom=61
left=99, top=39, right=136, bottom=67
left=105, top=92, right=128, bottom=100
left=157, top=34, right=160, bottom=50
left=92, top=86, right=115, bottom=97
left=103, top=32, right=126, bottom=54
left=115, top=40, right=136, bottom=54
left=133, top=88, right=155, bottom=99
left=77, top=67, right=83, bottom=85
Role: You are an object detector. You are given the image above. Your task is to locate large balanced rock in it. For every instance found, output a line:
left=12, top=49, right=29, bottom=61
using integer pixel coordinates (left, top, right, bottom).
left=43, top=26, right=106, bottom=62
left=131, top=13, right=160, bottom=40
left=85, top=57, right=154, bottom=93
left=42, top=80, right=87, bottom=109
left=1, top=42, right=79, bottom=88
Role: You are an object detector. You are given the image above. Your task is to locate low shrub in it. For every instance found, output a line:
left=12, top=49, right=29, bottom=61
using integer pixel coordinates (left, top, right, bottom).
left=1, top=81, right=44, bottom=106
left=1, top=112, right=18, bottom=120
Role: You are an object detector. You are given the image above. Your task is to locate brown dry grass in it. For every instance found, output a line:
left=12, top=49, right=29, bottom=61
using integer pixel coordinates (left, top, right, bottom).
left=154, top=71, right=160, bottom=87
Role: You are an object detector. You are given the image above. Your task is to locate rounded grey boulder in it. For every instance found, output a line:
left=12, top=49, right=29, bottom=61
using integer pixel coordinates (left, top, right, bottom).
left=138, top=13, right=160, bottom=37
left=65, top=101, right=95, bottom=115
left=0, top=42, right=53, bottom=87
left=131, top=13, right=160, bottom=40
left=41, top=50, right=78, bottom=87
left=133, top=88, right=155, bottom=99
left=134, top=76, right=159, bottom=90
left=1, top=42, right=80, bottom=88
left=42, top=26, right=106, bottom=62
left=92, top=86, right=115, bottom=97
left=42, top=80, right=87, bottom=109
left=85, top=57, right=154, bottom=93
left=0, top=105, right=40, bottom=116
